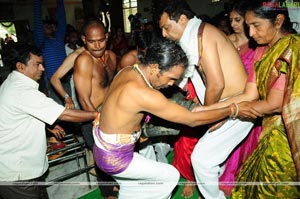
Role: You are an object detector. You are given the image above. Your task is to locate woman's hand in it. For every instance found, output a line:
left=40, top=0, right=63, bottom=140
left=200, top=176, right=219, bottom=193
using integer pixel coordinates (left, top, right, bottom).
left=237, top=101, right=263, bottom=120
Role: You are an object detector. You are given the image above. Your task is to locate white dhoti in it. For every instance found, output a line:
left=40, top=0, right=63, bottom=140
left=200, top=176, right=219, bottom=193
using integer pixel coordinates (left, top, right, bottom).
left=191, top=119, right=253, bottom=199
left=113, top=152, right=180, bottom=199
left=179, top=17, right=253, bottom=199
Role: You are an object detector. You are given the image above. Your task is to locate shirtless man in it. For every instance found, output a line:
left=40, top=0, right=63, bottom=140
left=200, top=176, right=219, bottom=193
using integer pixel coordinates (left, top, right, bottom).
left=93, top=38, right=258, bottom=199
left=159, top=1, right=256, bottom=198
left=73, top=20, right=118, bottom=199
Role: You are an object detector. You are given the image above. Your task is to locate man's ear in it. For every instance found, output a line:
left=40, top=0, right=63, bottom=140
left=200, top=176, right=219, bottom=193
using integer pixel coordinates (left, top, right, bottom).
left=179, top=14, right=188, bottom=25
left=150, top=64, right=159, bottom=69
left=81, top=35, right=86, bottom=44
left=16, top=62, right=25, bottom=72
left=149, top=64, right=159, bottom=74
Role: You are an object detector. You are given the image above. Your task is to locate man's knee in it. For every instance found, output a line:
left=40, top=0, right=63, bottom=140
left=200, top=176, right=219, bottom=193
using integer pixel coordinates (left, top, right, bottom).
left=164, top=166, right=180, bottom=191
left=191, top=145, right=207, bottom=164
left=191, top=149, right=200, bottom=168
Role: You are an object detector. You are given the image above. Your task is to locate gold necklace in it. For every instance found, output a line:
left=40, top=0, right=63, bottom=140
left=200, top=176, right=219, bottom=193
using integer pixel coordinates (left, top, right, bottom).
left=132, top=64, right=153, bottom=88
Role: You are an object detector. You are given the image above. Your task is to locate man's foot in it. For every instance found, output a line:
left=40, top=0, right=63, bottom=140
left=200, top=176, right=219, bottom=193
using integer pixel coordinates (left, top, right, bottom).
left=181, top=180, right=196, bottom=198
left=113, top=186, right=119, bottom=192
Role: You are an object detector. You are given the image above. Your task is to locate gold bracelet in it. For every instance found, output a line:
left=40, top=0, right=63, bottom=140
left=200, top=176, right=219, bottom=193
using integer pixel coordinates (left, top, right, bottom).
left=230, top=103, right=239, bottom=119
left=229, top=103, right=235, bottom=117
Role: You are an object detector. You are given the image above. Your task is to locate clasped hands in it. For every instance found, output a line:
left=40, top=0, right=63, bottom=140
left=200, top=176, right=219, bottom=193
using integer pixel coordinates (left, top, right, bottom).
left=192, top=101, right=262, bottom=132
left=64, top=97, right=75, bottom=109
left=192, top=101, right=263, bottom=120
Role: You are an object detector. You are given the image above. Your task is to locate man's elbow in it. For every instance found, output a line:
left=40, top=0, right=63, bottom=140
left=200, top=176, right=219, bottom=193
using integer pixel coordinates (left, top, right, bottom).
left=58, top=109, right=68, bottom=121
left=50, top=76, right=56, bottom=85
left=206, top=86, right=224, bottom=102
left=208, top=83, right=224, bottom=95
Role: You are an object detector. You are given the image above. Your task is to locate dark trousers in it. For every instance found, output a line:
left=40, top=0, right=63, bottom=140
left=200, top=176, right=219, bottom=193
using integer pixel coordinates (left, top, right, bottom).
left=0, top=174, right=48, bottom=199
left=81, top=122, right=118, bottom=197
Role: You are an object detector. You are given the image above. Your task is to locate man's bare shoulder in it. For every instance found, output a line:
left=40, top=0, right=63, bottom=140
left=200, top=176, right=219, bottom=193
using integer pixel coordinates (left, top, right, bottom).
left=119, top=50, right=138, bottom=69
left=116, top=68, right=159, bottom=98
left=202, top=23, right=230, bottom=42
left=123, top=49, right=137, bottom=57
left=75, top=50, right=93, bottom=63
left=74, top=50, right=93, bottom=71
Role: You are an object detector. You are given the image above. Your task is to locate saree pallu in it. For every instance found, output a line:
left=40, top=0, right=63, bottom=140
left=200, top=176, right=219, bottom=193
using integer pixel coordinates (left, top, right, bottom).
left=232, top=115, right=300, bottom=198
left=232, top=34, right=300, bottom=198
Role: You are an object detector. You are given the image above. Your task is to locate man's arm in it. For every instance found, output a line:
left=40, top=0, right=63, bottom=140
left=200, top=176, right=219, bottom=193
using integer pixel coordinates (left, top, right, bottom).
left=33, top=0, right=44, bottom=49
left=73, top=53, right=96, bottom=111
left=51, top=47, right=85, bottom=108
left=194, top=82, right=259, bottom=111
left=135, top=86, right=259, bottom=127
left=54, top=0, right=66, bottom=41
left=58, top=109, right=97, bottom=123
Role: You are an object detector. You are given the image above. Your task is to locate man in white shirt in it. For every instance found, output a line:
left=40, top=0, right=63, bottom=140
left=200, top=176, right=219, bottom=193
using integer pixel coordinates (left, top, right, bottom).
left=0, top=44, right=97, bottom=199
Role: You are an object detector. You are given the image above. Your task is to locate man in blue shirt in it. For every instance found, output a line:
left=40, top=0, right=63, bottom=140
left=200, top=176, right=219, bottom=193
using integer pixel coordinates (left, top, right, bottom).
left=34, top=0, right=68, bottom=104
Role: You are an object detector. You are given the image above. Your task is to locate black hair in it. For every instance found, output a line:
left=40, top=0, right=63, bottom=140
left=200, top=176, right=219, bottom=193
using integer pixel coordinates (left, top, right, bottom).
left=7, top=44, right=42, bottom=70
left=243, top=0, right=295, bottom=33
left=229, top=0, right=257, bottom=49
left=140, top=38, right=188, bottom=73
left=159, top=0, right=195, bottom=22
left=229, top=0, right=248, bottom=17
left=81, top=19, right=107, bottom=36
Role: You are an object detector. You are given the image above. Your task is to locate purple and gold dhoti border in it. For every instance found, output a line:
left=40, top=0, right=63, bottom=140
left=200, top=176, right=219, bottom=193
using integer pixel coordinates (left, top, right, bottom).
left=93, top=113, right=141, bottom=175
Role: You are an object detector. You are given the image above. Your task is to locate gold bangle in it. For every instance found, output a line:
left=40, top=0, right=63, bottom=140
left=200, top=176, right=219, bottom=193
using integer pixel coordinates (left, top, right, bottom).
left=230, top=103, right=239, bottom=119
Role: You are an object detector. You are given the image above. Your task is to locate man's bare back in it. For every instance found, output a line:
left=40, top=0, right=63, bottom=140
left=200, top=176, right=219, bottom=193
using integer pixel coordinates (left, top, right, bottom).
left=199, top=23, right=247, bottom=103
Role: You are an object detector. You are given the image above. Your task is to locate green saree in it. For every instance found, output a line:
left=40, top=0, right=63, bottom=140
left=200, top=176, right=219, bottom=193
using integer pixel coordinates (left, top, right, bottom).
left=232, top=34, right=300, bottom=198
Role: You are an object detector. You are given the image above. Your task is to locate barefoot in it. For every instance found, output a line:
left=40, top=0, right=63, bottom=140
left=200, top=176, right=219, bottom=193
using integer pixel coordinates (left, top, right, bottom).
left=181, top=180, right=196, bottom=198
left=113, top=186, right=119, bottom=192
left=103, top=187, right=119, bottom=199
